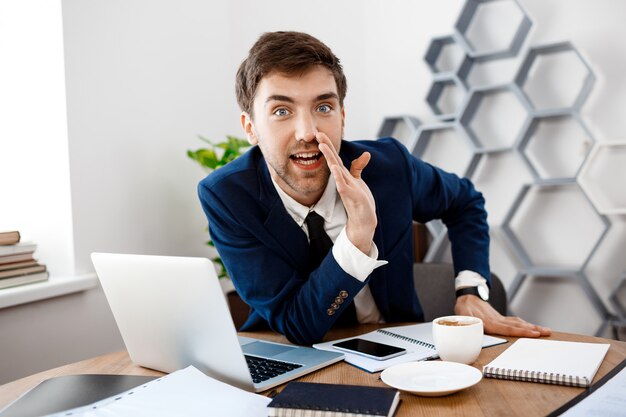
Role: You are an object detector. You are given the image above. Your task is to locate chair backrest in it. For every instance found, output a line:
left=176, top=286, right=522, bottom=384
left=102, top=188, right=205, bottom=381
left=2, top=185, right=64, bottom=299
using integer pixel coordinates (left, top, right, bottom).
left=413, top=263, right=508, bottom=322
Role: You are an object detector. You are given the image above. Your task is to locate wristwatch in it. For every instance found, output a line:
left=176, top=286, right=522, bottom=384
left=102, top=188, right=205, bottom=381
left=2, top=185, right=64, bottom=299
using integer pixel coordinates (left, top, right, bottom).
left=456, top=285, right=489, bottom=301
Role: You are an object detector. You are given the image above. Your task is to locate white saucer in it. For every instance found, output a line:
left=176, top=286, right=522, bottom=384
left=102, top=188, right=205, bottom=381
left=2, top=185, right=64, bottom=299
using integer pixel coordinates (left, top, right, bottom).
left=380, top=361, right=482, bottom=397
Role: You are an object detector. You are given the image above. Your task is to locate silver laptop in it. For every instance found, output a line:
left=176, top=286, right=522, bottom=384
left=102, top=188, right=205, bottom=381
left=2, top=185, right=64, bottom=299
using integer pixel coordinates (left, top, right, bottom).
left=91, top=253, right=344, bottom=393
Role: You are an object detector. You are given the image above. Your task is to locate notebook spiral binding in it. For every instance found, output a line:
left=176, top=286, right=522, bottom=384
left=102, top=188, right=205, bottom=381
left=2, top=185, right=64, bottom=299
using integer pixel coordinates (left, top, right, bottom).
left=376, top=329, right=435, bottom=350
left=483, top=367, right=591, bottom=387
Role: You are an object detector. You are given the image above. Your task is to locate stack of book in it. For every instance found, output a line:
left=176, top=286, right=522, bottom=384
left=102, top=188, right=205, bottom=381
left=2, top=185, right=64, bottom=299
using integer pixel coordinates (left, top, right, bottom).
left=0, top=231, right=49, bottom=290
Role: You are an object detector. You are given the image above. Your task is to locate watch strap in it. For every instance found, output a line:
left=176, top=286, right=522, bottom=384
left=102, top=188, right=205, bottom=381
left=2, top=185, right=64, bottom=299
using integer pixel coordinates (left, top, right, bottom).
left=456, top=286, right=482, bottom=299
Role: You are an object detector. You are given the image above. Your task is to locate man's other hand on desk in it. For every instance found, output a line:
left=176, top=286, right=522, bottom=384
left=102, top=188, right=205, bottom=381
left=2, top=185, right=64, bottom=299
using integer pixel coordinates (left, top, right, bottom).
left=455, top=295, right=552, bottom=338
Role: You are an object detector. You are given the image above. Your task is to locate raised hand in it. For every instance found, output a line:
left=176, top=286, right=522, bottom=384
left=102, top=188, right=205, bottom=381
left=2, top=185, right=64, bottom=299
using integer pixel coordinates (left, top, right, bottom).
left=317, top=132, right=377, bottom=254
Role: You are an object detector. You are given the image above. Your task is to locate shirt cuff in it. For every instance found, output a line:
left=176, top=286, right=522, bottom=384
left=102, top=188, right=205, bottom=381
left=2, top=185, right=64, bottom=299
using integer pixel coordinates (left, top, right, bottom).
left=455, top=270, right=490, bottom=295
left=332, top=227, right=388, bottom=282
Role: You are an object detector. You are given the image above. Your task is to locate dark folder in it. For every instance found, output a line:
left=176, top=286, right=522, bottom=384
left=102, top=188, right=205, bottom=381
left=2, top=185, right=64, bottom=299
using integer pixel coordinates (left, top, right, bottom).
left=0, top=374, right=155, bottom=417
left=267, top=381, right=400, bottom=417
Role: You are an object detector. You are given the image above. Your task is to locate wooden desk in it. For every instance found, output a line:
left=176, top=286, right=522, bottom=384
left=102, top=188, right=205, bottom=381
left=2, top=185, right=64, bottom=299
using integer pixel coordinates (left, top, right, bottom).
left=1, top=325, right=625, bottom=417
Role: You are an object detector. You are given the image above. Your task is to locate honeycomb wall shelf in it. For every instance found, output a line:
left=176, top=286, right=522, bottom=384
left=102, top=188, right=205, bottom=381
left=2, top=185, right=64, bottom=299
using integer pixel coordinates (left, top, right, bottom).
left=412, top=122, right=481, bottom=178
left=426, top=74, right=467, bottom=121
left=458, top=84, right=531, bottom=152
left=424, top=35, right=466, bottom=75
left=379, top=0, right=623, bottom=336
left=500, top=181, right=610, bottom=271
left=514, top=41, right=595, bottom=113
left=508, top=269, right=611, bottom=335
left=518, top=111, right=595, bottom=181
left=376, top=115, right=421, bottom=151
left=578, top=140, right=626, bottom=215
left=454, top=0, right=532, bottom=61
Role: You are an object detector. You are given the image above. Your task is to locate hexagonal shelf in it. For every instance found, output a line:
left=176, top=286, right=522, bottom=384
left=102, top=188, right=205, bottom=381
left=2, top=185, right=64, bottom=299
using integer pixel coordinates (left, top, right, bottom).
left=509, top=271, right=609, bottom=336
left=578, top=141, right=626, bottom=215
left=426, top=74, right=467, bottom=121
left=489, top=228, right=522, bottom=289
left=470, top=149, right=533, bottom=225
left=381, top=2, right=616, bottom=337
left=412, top=123, right=481, bottom=178
left=459, top=84, right=530, bottom=152
left=425, top=218, right=446, bottom=237
left=423, top=220, right=450, bottom=263
left=501, top=181, right=610, bottom=270
left=424, top=35, right=466, bottom=74
left=514, top=42, right=595, bottom=112
left=376, top=115, right=421, bottom=152
left=609, top=274, right=626, bottom=318
left=454, top=0, right=532, bottom=61
left=519, top=112, right=594, bottom=181
left=457, top=54, right=520, bottom=89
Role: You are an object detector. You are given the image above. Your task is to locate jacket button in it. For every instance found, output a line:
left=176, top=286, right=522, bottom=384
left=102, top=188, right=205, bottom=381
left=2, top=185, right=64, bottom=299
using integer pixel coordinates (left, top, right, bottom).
left=339, top=290, right=348, bottom=299
left=335, top=297, right=343, bottom=304
left=326, top=308, right=335, bottom=316
left=331, top=303, right=340, bottom=310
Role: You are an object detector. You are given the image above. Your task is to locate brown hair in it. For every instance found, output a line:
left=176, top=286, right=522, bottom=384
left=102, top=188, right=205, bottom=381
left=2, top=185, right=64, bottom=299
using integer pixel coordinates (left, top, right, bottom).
left=235, top=31, right=347, bottom=117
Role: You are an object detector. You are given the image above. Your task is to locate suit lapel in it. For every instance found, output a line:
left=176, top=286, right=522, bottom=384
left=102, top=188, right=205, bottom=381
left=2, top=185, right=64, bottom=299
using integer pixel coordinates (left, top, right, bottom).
left=257, top=159, right=311, bottom=270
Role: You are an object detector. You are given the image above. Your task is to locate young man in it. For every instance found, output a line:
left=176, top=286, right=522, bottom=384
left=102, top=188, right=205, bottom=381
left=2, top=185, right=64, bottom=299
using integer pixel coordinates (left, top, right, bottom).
left=198, top=31, right=550, bottom=345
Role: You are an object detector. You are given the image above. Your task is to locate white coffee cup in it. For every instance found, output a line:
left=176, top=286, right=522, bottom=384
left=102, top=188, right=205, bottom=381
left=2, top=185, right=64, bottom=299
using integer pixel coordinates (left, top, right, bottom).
left=432, top=315, right=483, bottom=364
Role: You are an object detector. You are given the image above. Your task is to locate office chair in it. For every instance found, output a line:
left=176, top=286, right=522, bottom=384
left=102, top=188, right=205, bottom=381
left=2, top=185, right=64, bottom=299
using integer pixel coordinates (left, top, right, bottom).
left=413, top=262, right=508, bottom=321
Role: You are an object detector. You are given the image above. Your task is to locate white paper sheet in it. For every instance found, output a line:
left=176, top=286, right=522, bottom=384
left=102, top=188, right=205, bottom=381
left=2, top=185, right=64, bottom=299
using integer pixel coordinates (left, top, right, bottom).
left=561, top=364, right=626, bottom=416
left=43, top=366, right=271, bottom=417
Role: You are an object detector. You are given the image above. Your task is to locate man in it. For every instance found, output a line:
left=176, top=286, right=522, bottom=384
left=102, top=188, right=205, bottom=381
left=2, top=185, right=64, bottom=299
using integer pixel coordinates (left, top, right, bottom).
left=198, top=31, right=550, bottom=345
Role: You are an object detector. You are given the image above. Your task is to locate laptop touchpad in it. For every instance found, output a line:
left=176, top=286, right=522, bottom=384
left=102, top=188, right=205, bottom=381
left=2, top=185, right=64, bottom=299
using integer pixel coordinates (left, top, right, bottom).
left=242, top=341, right=296, bottom=357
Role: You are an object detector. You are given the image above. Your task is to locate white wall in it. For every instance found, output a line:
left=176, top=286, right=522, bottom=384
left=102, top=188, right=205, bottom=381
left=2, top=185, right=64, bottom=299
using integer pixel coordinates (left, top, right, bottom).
left=0, top=0, right=122, bottom=385
left=0, top=0, right=74, bottom=275
left=62, top=0, right=234, bottom=273
left=1, top=0, right=625, bottom=384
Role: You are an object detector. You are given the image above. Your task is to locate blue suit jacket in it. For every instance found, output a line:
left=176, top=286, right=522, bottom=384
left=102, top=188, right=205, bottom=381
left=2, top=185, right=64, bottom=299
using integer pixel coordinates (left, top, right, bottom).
left=198, top=138, right=489, bottom=345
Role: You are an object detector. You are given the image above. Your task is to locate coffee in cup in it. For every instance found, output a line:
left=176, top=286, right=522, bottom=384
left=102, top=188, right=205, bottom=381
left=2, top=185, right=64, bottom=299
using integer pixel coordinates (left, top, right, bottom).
left=432, top=315, right=483, bottom=364
left=437, top=319, right=473, bottom=326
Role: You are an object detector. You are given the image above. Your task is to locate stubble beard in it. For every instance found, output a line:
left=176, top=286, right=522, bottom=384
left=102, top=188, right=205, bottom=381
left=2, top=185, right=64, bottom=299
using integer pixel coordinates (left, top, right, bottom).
left=268, top=154, right=330, bottom=198
left=261, top=140, right=331, bottom=199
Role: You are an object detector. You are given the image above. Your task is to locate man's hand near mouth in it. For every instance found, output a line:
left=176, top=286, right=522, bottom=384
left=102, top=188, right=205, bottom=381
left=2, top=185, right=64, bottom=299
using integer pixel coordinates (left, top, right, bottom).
left=317, top=132, right=377, bottom=255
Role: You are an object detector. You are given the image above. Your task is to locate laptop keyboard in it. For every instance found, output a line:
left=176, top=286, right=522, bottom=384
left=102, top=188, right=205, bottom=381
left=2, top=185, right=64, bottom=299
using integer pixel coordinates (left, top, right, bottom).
left=244, top=355, right=303, bottom=384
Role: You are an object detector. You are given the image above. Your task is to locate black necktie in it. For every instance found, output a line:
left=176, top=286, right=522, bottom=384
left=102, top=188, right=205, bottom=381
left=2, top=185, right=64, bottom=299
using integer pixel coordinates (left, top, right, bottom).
left=305, top=211, right=333, bottom=267
left=304, top=210, right=357, bottom=326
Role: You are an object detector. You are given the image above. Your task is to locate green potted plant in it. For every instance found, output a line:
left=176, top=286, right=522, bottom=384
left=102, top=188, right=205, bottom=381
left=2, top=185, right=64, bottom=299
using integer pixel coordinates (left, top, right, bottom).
left=187, top=135, right=250, bottom=174
left=188, top=135, right=249, bottom=278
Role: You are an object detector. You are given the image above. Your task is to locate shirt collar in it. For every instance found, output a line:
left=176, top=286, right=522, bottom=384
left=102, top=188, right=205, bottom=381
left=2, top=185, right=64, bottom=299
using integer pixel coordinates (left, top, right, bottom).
left=270, top=174, right=338, bottom=228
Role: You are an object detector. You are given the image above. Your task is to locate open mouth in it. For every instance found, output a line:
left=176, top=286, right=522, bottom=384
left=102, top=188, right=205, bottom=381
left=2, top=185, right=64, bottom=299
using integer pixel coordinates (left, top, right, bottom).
left=289, top=151, right=323, bottom=166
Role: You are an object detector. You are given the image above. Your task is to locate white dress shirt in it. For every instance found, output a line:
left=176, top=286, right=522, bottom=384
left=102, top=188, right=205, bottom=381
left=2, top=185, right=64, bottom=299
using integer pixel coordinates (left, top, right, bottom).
left=271, top=175, right=386, bottom=323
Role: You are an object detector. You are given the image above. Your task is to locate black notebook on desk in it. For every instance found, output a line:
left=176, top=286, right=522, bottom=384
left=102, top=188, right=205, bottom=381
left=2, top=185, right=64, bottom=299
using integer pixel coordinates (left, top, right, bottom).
left=267, top=381, right=400, bottom=417
left=0, top=374, right=155, bottom=417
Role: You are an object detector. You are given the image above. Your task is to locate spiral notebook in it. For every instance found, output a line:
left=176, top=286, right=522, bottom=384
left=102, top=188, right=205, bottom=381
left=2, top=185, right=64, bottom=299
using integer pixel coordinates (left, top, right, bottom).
left=313, top=323, right=507, bottom=372
left=483, top=338, right=610, bottom=387
left=267, top=382, right=400, bottom=417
